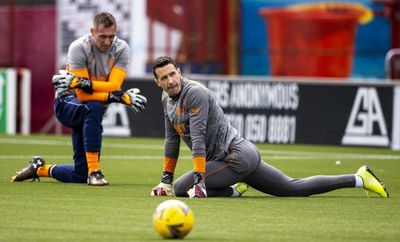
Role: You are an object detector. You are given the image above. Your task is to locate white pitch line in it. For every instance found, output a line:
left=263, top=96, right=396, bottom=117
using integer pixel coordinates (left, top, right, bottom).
left=0, top=154, right=398, bottom=161
left=0, top=138, right=166, bottom=150
left=1, top=138, right=400, bottom=160
left=259, top=150, right=400, bottom=160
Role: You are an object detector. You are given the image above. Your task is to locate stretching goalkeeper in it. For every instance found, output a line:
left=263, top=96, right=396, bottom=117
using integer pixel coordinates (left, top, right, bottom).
left=12, top=12, right=146, bottom=186
left=150, top=56, right=389, bottom=198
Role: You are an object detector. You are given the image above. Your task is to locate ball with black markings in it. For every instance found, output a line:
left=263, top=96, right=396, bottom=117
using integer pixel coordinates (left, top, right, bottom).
left=153, top=199, right=194, bottom=239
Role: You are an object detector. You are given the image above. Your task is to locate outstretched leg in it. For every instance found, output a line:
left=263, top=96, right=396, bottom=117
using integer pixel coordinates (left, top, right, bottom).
left=244, top=161, right=355, bottom=197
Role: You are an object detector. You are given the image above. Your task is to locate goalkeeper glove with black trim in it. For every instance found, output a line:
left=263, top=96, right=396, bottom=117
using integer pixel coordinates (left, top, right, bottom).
left=150, top=171, right=174, bottom=196
left=108, top=88, right=147, bottom=113
left=187, top=172, right=207, bottom=198
left=52, top=70, right=93, bottom=94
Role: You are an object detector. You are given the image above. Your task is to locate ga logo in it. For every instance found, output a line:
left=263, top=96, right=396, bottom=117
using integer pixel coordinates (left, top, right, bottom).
left=342, top=87, right=389, bottom=146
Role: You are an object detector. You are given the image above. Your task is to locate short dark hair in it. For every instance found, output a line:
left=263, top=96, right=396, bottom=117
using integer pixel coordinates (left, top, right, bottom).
left=152, top=56, right=178, bottom=78
left=93, top=12, right=116, bottom=28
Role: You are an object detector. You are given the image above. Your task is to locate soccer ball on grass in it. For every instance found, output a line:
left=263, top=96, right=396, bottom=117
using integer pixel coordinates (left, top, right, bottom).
left=153, top=199, right=194, bottom=239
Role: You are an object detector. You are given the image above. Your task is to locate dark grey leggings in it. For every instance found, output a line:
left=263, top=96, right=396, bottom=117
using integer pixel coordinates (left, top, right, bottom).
left=243, top=162, right=355, bottom=196
left=173, top=140, right=356, bottom=197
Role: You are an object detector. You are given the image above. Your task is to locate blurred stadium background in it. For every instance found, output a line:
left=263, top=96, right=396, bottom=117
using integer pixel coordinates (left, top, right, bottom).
left=0, top=0, right=400, bottom=150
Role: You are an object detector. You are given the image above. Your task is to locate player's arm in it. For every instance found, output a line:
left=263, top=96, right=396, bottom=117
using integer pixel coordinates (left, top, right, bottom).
left=65, top=40, right=131, bottom=101
left=91, top=66, right=126, bottom=92
left=71, top=66, right=127, bottom=94
left=65, top=67, right=110, bottom=102
left=52, top=69, right=147, bottom=111
left=151, top=99, right=181, bottom=196
left=186, top=86, right=209, bottom=198
left=63, top=63, right=126, bottom=98
left=92, top=44, right=130, bottom=92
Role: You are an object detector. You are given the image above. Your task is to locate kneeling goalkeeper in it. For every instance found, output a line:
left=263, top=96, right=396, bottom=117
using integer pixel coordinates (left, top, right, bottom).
left=11, top=12, right=146, bottom=186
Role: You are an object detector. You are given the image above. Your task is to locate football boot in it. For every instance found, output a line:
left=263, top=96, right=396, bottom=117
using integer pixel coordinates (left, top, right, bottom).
left=87, top=170, right=109, bottom=186
left=11, top=156, right=46, bottom=182
left=356, top=166, right=389, bottom=198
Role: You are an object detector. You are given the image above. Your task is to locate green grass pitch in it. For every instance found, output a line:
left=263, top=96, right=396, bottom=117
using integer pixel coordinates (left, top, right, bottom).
left=0, top=134, right=399, bottom=242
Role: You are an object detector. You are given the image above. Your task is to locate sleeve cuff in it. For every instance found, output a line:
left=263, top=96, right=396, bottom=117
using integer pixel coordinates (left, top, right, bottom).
left=163, top=157, right=177, bottom=173
left=193, top=156, right=206, bottom=173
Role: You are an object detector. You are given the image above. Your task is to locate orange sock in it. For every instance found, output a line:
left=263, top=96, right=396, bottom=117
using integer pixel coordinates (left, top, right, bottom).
left=86, top=151, right=100, bottom=175
left=36, top=164, right=53, bottom=177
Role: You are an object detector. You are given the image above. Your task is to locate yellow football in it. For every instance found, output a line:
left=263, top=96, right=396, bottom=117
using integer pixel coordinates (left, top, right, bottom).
left=153, top=199, right=194, bottom=239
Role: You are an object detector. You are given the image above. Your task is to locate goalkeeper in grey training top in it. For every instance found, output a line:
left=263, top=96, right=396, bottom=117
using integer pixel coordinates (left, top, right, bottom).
left=11, top=12, right=146, bottom=186
left=150, top=56, right=389, bottom=199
